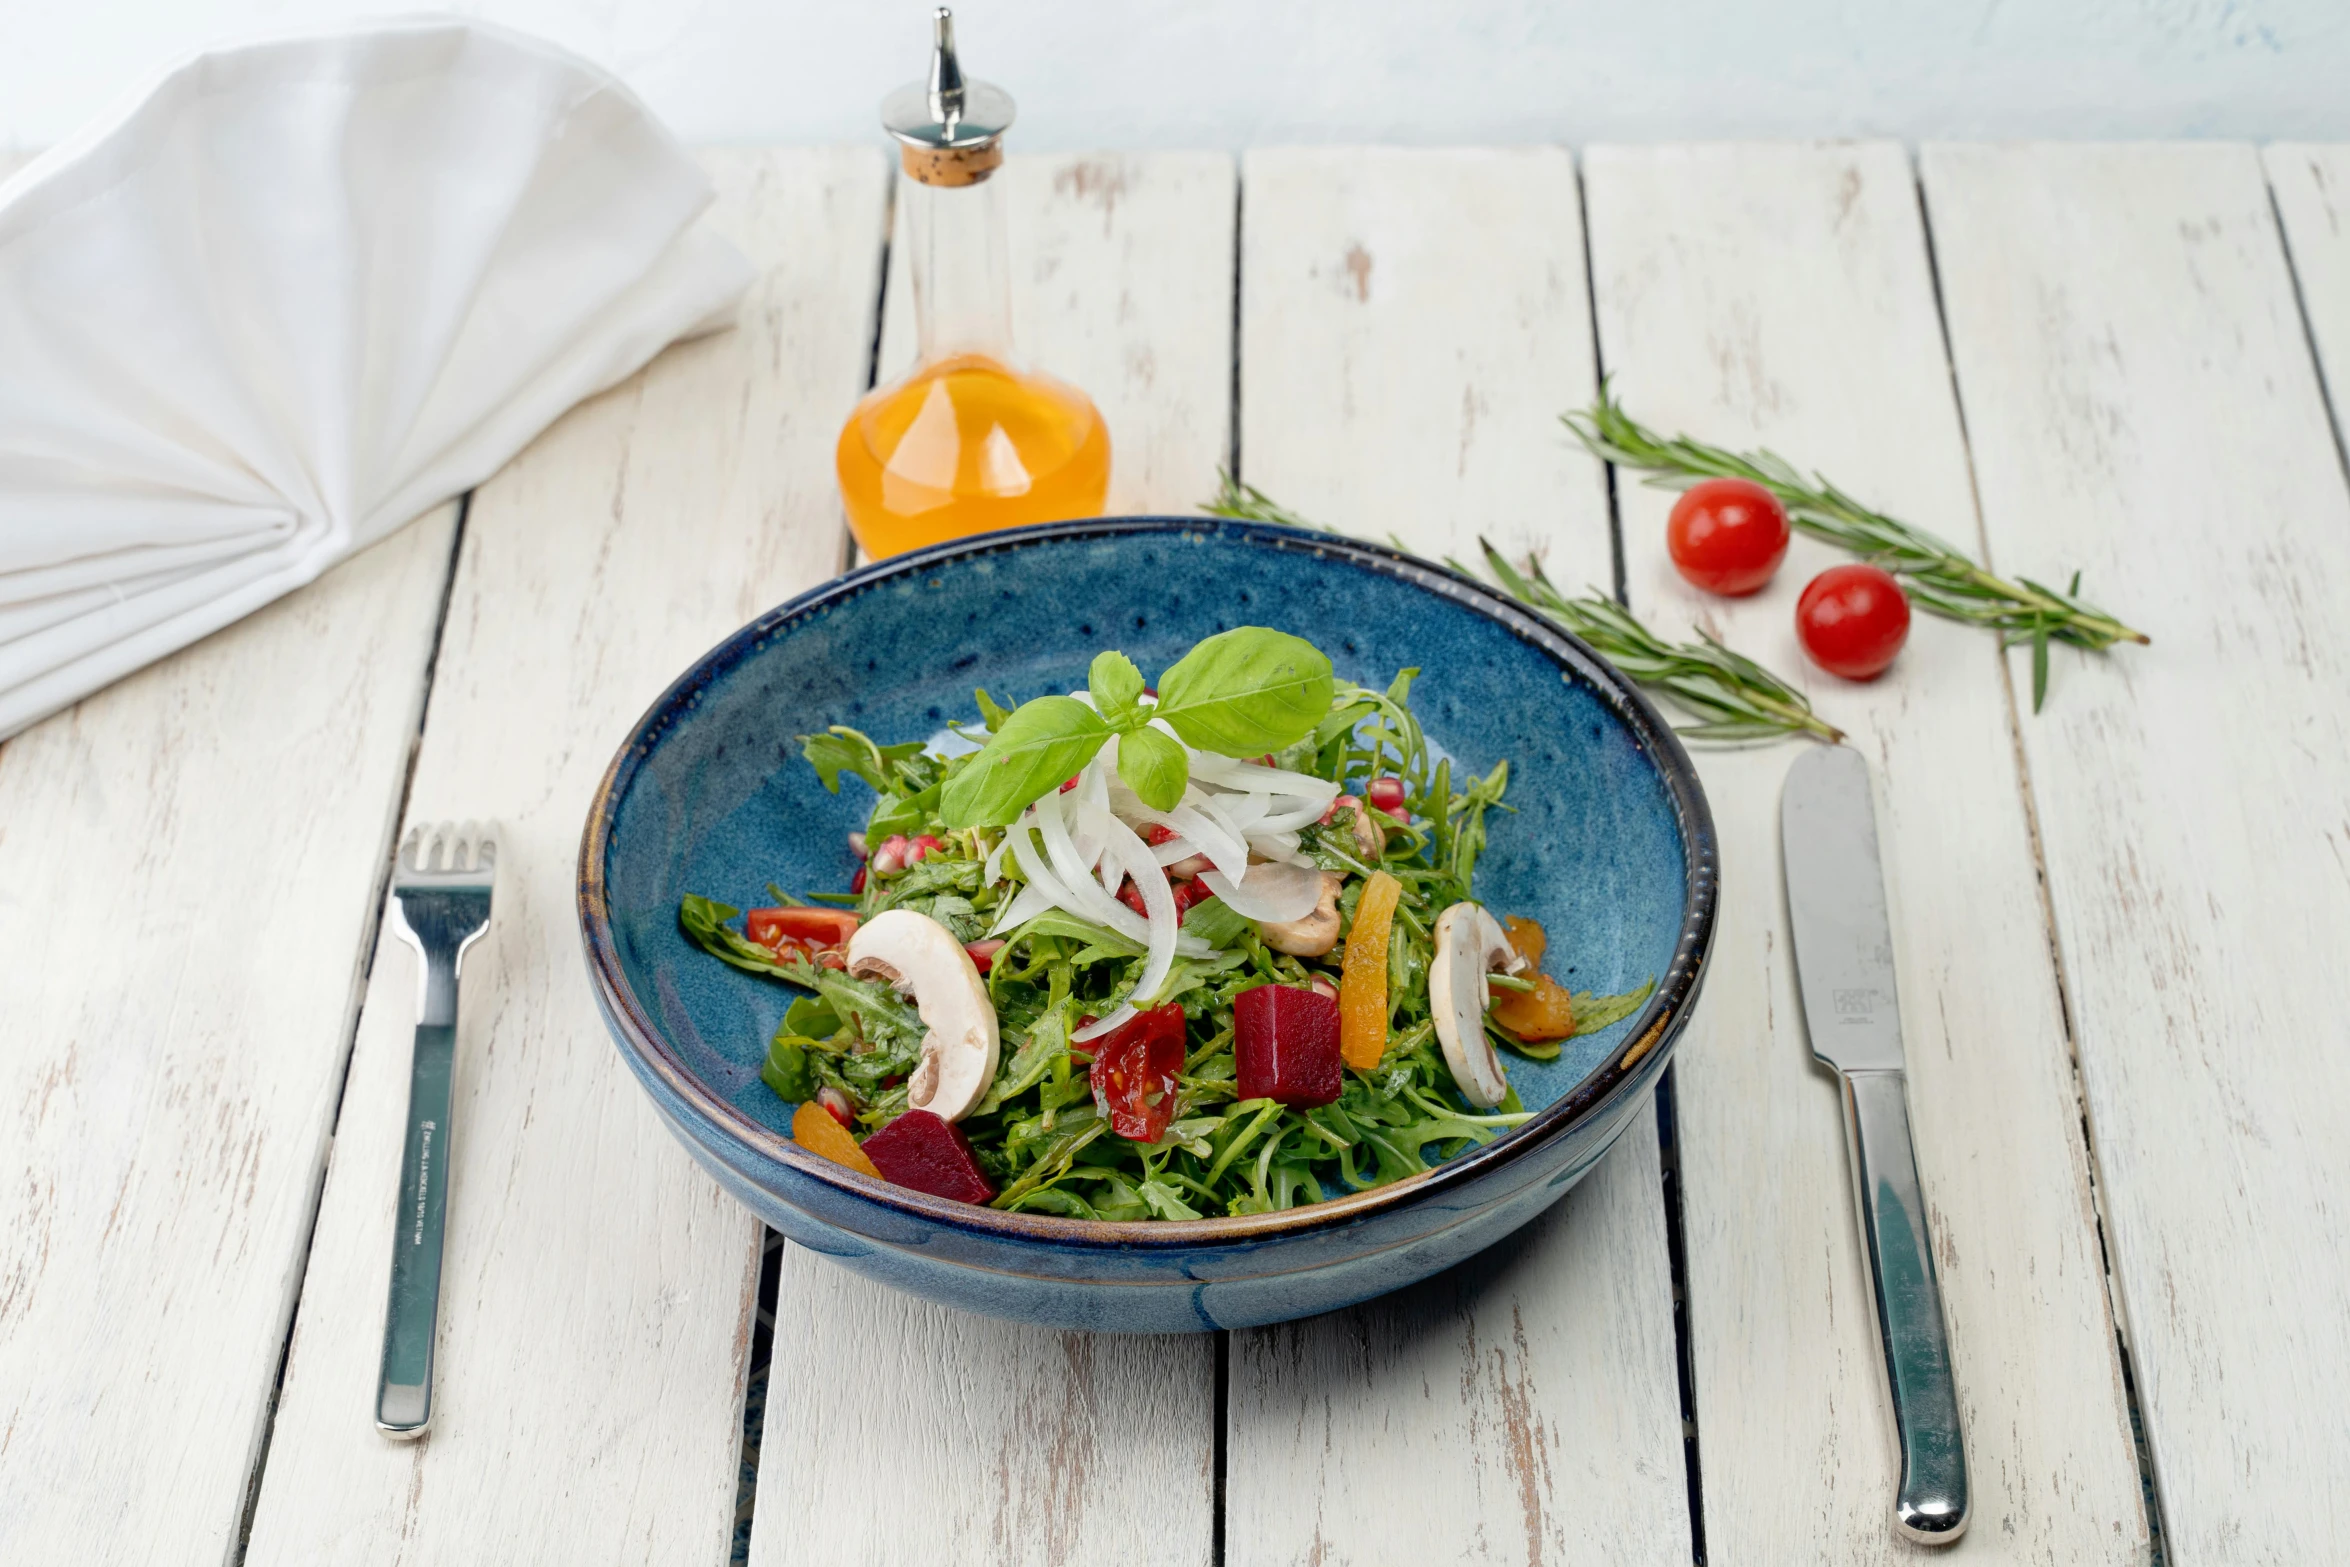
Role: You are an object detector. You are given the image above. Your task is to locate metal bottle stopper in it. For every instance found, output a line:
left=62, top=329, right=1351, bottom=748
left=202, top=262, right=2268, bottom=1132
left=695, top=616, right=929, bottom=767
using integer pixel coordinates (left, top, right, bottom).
left=881, top=9, right=1017, bottom=187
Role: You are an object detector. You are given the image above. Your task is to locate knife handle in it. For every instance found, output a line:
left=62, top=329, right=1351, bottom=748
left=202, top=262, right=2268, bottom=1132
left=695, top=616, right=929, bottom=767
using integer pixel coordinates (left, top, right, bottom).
left=1839, top=1068, right=1969, bottom=1543
left=377, top=1021, right=455, bottom=1437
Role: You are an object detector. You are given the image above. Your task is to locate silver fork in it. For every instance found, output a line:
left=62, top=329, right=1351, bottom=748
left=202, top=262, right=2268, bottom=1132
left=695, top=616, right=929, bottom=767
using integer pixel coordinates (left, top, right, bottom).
left=376, top=820, right=498, bottom=1438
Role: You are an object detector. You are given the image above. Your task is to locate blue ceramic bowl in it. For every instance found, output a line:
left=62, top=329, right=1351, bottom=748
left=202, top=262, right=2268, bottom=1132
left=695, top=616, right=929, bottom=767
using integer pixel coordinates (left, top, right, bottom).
left=579, top=518, right=1715, bottom=1332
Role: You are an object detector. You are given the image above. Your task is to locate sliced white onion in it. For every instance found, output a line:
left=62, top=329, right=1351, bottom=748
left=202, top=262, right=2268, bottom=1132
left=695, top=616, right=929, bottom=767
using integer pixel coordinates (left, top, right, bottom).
left=1109, top=820, right=1177, bottom=1009
left=1245, top=830, right=1311, bottom=866
left=1186, top=752, right=1342, bottom=806
left=981, top=830, right=1010, bottom=885
left=1201, top=859, right=1328, bottom=922
left=1010, top=809, right=1149, bottom=945
left=1034, top=791, right=1148, bottom=939
left=1151, top=835, right=1201, bottom=866
left=987, top=878, right=1057, bottom=936
left=1074, top=1004, right=1137, bottom=1044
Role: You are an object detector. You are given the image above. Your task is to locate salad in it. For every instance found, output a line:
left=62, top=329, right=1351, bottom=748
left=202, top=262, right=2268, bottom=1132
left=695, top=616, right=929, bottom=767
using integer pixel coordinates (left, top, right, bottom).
left=680, top=627, right=1652, bottom=1220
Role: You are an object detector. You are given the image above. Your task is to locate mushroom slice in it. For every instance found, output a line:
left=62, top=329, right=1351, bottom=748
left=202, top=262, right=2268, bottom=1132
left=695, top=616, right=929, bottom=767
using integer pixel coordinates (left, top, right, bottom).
left=844, top=909, right=1001, bottom=1123
left=1429, top=903, right=1524, bottom=1109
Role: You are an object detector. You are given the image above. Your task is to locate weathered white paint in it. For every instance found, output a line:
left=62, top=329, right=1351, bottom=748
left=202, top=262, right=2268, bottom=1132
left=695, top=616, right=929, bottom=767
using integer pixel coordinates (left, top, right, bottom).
left=6, top=2, right=2346, bottom=151
left=1584, top=141, right=2149, bottom=1561
left=240, top=148, right=890, bottom=1565
left=1226, top=145, right=1693, bottom=1567
left=2266, top=144, right=2350, bottom=455
left=0, top=508, right=456, bottom=1563
left=1923, top=140, right=2350, bottom=1564
left=752, top=150, right=1231, bottom=1567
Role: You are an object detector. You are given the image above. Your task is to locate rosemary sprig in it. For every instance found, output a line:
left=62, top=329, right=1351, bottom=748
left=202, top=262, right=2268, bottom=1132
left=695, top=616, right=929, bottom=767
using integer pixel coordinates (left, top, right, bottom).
left=1202, top=473, right=1842, bottom=745
left=1563, top=384, right=2148, bottom=711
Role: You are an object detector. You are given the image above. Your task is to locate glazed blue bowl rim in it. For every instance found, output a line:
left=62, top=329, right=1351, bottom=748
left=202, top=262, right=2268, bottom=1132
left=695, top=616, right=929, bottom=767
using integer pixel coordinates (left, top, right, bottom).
left=578, top=516, right=1717, bottom=1251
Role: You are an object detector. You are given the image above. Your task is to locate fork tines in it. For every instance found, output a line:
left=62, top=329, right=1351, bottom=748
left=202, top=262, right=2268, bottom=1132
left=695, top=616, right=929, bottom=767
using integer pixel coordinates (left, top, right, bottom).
left=397, top=820, right=499, bottom=884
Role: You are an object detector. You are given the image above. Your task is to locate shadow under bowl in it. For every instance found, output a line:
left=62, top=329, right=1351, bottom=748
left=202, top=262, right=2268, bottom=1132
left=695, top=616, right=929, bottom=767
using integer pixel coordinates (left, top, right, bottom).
left=579, top=517, right=1716, bottom=1332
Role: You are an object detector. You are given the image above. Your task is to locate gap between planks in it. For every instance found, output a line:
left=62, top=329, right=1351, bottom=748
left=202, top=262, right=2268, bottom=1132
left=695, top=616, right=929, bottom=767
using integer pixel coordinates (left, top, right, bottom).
left=1910, top=150, right=2172, bottom=1563
left=231, top=496, right=477, bottom=1565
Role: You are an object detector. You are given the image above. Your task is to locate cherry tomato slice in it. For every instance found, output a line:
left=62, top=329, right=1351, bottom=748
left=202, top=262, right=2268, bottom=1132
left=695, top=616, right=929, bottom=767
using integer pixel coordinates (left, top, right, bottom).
left=1667, top=478, right=1791, bottom=596
left=1796, top=563, right=1911, bottom=680
left=1087, top=1002, right=1187, bottom=1143
left=746, top=906, right=860, bottom=962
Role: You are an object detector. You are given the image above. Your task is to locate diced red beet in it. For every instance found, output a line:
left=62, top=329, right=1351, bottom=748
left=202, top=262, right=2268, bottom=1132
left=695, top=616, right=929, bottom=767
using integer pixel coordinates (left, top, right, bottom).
left=862, top=1110, right=997, bottom=1204
left=1087, top=1003, right=1187, bottom=1142
left=1233, top=984, right=1342, bottom=1107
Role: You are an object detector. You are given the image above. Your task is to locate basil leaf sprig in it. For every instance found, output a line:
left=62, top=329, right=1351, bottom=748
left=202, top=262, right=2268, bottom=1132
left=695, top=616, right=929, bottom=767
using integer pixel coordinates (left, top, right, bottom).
left=938, top=628, right=1335, bottom=828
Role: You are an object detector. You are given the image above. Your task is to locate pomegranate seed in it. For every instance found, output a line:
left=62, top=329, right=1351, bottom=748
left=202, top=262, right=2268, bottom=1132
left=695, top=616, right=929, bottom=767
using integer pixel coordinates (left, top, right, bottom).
left=1167, top=852, right=1210, bottom=880
left=817, top=1086, right=854, bottom=1127
left=1059, top=776, right=1080, bottom=793
left=1320, top=792, right=1361, bottom=825
left=964, top=939, right=1004, bottom=973
left=1144, top=824, right=1178, bottom=846
left=909, top=833, right=944, bottom=863
left=871, top=835, right=909, bottom=877
left=850, top=864, right=868, bottom=894
left=1117, top=879, right=1149, bottom=918
left=848, top=831, right=868, bottom=859
left=1255, top=754, right=1276, bottom=767
left=1367, top=776, right=1408, bottom=818
left=1172, top=879, right=1217, bottom=916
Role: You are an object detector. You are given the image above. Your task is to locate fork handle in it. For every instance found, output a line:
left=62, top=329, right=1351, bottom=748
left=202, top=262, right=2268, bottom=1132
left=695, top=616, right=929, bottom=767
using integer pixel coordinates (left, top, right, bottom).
left=377, top=1021, right=455, bottom=1437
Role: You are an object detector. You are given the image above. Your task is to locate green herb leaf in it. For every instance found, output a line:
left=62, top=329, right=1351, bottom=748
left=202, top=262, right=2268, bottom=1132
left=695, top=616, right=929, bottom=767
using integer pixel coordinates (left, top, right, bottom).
left=762, top=1027, right=816, bottom=1101
left=973, top=687, right=1014, bottom=733
left=1570, top=977, right=1656, bottom=1035
left=1088, top=650, right=1149, bottom=732
left=1115, top=725, right=1189, bottom=811
left=798, top=727, right=925, bottom=794
left=1152, top=627, right=1335, bottom=756
left=939, top=695, right=1113, bottom=828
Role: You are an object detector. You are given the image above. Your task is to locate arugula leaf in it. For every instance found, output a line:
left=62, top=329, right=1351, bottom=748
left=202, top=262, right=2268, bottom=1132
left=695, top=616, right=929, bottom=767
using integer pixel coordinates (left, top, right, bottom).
left=762, top=1027, right=816, bottom=1101
left=1572, top=977, right=1656, bottom=1034
left=1179, top=894, right=1252, bottom=948
left=1115, top=725, right=1189, bottom=811
left=1088, top=650, right=1149, bottom=731
left=939, top=695, right=1113, bottom=828
left=798, top=727, right=925, bottom=794
left=1152, top=627, right=1335, bottom=756
left=973, top=687, right=1014, bottom=733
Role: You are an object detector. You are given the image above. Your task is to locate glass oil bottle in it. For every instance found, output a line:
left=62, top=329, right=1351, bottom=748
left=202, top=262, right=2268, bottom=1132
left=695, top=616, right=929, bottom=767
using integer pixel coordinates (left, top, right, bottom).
left=836, top=9, right=1111, bottom=559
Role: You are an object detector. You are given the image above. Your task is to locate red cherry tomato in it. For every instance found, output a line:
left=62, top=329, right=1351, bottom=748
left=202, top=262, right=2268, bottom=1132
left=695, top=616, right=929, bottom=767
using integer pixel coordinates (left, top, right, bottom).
left=745, top=906, right=860, bottom=962
left=1796, top=564, right=1911, bottom=679
left=1087, top=1003, right=1187, bottom=1143
left=1666, top=478, right=1791, bottom=596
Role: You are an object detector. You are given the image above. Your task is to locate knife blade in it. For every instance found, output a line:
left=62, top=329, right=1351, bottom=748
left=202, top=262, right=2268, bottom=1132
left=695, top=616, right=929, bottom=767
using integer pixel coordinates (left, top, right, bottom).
left=1782, top=745, right=1969, bottom=1544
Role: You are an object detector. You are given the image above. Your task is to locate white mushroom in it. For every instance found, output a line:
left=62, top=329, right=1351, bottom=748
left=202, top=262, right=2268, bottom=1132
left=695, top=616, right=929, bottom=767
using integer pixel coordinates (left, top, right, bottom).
left=1259, top=870, right=1345, bottom=956
left=844, top=909, right=1000, bottom=1123
left=1429, top=903, right=1527, bottom=1109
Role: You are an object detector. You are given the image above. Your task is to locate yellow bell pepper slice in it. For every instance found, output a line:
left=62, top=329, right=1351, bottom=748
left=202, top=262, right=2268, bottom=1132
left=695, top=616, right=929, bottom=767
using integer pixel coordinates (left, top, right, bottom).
left=793, top=1098, right=882, bottom=1180
left=1339, top=870, right=1402, bottom=1070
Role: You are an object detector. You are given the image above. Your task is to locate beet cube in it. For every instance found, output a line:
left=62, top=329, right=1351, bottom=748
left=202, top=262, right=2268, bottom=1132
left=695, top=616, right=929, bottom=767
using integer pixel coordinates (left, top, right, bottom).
left=1233, top=984, right=1342, bottom=1107
left=862, top=1110, right=997, bottom=1205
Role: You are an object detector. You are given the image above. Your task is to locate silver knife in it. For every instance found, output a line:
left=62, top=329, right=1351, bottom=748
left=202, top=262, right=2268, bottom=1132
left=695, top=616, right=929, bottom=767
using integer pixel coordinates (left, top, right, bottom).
left=1782, top=747, right=1968, bottom=1544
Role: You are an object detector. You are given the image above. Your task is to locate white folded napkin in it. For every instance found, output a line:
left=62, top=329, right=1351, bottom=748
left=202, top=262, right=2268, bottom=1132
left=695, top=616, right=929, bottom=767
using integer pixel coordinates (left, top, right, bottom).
left=0, top=18, right=753, bottom=737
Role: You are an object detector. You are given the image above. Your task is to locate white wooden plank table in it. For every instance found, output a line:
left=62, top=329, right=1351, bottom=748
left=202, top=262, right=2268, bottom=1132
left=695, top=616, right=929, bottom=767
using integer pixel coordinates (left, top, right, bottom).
left=7, top=139, right=2350, bottom=1566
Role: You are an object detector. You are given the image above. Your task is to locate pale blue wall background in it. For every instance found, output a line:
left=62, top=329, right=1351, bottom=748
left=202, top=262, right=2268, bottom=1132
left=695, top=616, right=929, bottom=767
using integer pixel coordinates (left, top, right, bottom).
left=6, top=0, right=2343, bottom=148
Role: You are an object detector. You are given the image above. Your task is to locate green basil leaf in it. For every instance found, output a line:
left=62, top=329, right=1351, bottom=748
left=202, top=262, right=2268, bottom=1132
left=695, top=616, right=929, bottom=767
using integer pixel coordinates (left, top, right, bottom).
left=939, top=695, right=1112, bottom=827
left=1152, top=626, right=1334, bottom=756
left=1088, top=650, right=1148, bottom=731
left=1115, top=725, right=1188, bottom=811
